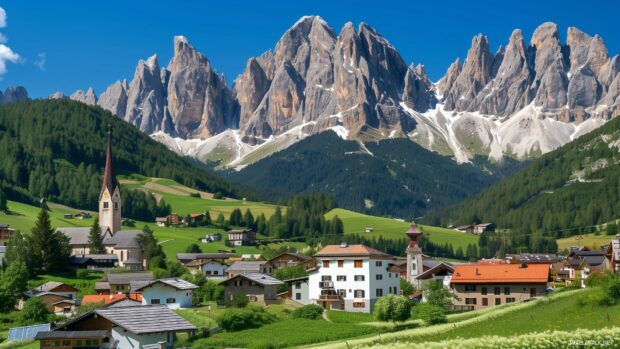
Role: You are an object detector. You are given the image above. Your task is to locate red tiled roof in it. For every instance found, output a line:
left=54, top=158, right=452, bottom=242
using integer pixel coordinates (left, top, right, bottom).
left=451, top=264, right=550, bottom=284
left=82, top=293, right=142, bottom=305
left=315, top=244, right=392, bottom=258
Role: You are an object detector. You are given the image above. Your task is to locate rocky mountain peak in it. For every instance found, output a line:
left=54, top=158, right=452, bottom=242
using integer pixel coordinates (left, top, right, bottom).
left=70, top=87, right=97, bottom=106
left=0, top=86, right=28, bottom=104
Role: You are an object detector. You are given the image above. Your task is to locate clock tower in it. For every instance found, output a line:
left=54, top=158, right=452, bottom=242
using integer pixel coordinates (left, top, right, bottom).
left=99, top=125, right=121, bottom=235
left=405, top=222, right=424, bottom=284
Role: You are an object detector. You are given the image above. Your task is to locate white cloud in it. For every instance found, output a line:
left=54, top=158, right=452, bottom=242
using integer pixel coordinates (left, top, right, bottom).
left=0, top=7, right=6, bottom=28
left=0, top=44, right=20, bottom=76
left=34, top=52, right=46, bottom=71
left=0, top=7, right=19, bottom=77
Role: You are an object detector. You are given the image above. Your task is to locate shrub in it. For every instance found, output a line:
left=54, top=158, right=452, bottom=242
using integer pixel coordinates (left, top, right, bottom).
left=599, top=276, right=620, bottom=306
left=76, top=269, right=90, bottom=279
left=230, top=291, right=249, bottom=308
left=585, top=271, right=614, bottom=287
left=217, top=307, right=276, bottom=332
left=414, top=303, right=447, bottom=325
left=373, top=295, right=412, bottom=322
left=20, top=298, right=51, bottom=325
left=292, top=304, right=324, bottom=320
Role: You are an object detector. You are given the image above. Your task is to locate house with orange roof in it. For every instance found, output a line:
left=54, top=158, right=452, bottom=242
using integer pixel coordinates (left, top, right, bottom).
left=450, top=263, right=551, bottom=310
left=81, top=293, right=142, bottom=306
left=308, top=243, right=400, bottom=313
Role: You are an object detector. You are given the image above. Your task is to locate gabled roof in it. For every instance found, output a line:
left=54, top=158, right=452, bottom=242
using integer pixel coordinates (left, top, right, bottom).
left=417, top=262, right=455, bottom=280
left=81, top=294, right=142, bottom=306
left=97, top=305, right=195, bottom=334
left=60, top=305, right=196, bottom=335
left=506, top=254, right=559, bottom=263
left=57, top=227, right=91, bottom=245
left=451, top=264, right=550, bottom=284
left=266, top=252, right=311, bottom=264
left=221, top=273, right=284, bottom=286
left=315, top=244, right=392, bottom=258
left=226, top=261, right=265, bottom=274
left=95, top=282, right=110, bottom=290
left=133, top=278, right=199, bottom=292
left=103, top=230, right=142, bottom=249
left=579, top=255, right=606, bottom=267
left=105, top=272, right=153, bottom=285
left=176, top=252, right=229, bottom=261
left=186, top=259, right=226, bottom=267
left=37, top=281, right=79, bottom=293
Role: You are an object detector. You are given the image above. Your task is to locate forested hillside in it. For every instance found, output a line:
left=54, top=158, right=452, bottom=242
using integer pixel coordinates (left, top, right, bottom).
left=228, top=132, right=516, bottom=218
left=0, top=100, right=238, bottom=211
left=427, top=114, right=620, bottom=249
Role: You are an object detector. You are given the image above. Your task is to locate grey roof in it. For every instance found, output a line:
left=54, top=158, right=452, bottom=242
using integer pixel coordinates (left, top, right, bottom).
left=86, top=254, right=118, bottom=260
left=225, top=261, right=265, bottom=274
left=223, top=273, right=284, bottom=286
left=130, top=280, right=151, bottom=292
left=37, top=281, right=77, bottom=292
left=176, top=252, right=229, bottom=261
left=106, top=272, right=153, bottom=285
left=35, top=330, right=108, bottom=340
left=95, top=305, right=196, bottom=334
left=106, top=298, right=142, bottom=308
left=507, top=254, right=559, bottom=263
left=95, top=282, right=110, bottom=290
left=581, top=255, right=606, bottom=266
left=9, top=323, right=51, bottom=341
left=57, top=227, right=91, bottom=245
left=134, top=278, right=199, bottom=292
left=104, top=230, right=142, bottom=249
left=23, top=290, right=71, bottom=300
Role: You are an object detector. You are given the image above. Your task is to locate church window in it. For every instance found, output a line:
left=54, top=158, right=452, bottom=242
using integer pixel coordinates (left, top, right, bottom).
left=114, top=202, right=118, bottom=210
left=412, top=262, right=417, bottom=271
left=103, top=202, right=109, bottom=209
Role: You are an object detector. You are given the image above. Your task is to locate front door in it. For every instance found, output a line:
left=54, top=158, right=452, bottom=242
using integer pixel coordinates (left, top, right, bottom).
left=530, top=288, right=536, bottom=297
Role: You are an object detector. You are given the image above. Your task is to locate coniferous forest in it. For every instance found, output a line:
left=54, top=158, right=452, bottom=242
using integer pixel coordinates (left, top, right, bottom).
left=426, top=113, right=620, bottom=252
left=0, top=100, right=238, bottom=218
left=227, top=131, right=519, bottom=219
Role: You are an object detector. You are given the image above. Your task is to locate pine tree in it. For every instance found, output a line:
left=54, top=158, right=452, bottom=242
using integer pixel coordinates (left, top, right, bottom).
left=204, top=210, right=212, bottom=226
left=88, top=218, right=106, bottom=254
left=244, top=209, right=255, bottom=230
left=0, top=188, right=7, bottom=212
left=256, top=214, right=267, bottom=235
left=30, top=207, right=70, bottom=274
left=215, top=213, right=226, bottom=227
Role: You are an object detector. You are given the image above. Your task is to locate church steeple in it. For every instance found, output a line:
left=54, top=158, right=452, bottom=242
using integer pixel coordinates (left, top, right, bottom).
left=100, top=124, right=119, bottom=198
left=99, top=124, right=122, bottom=235
left=405, top=221, right=424, bottom=285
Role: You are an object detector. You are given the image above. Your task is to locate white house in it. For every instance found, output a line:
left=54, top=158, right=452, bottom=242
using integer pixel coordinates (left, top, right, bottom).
left=186, top=259, right=228, bottom=278
left=53, top=304, right=196, bottom=349
left=308, top=243, right=400, bottom=313
left=284, top=276, right=310, bottom=305
left=134, top=278, right=198, bottom=309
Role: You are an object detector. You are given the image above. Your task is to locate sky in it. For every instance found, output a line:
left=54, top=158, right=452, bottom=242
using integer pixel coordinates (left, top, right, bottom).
left=0, top=0, right=619, bottom=98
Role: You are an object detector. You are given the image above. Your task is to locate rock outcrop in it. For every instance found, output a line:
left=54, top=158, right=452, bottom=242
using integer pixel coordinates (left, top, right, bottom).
left=0, top=86, right=28, bottom=104
left=70, top=87, right=97, bottom=106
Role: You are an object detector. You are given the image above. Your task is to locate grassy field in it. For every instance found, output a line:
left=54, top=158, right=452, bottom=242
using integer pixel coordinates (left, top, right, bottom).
left=325, top=208, right=479, bottom=249
left=306, top=288, right=617, bottom=349
left=556, top=233, right=615, bottom=250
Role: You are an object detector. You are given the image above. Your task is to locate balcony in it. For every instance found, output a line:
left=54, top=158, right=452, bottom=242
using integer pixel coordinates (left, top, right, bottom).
left=319, top=281, right=334, bottom=289
left=318, top=294, right=341, bottom=301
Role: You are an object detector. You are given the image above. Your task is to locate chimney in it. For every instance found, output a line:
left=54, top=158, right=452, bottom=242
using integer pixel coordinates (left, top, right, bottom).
left=340, top=242, right=348, bottom=248
left=520, top=263, right=528, bottom=268
left=475, top=268, right=480, bottom=276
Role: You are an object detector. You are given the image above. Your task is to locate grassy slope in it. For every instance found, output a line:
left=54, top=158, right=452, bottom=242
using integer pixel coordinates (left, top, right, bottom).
left=556, top=233, right=615, bottom=250
left=325, top=208, right=479, bottom=249
left=308, top=288, right=619, bottom=349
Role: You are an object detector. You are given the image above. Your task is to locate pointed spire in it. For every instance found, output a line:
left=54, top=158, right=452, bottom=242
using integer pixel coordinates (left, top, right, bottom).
left=100, top=124, right=119, bottom=198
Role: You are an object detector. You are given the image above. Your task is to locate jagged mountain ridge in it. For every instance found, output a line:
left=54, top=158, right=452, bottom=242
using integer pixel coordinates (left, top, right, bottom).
left=60, top=17, right=620, bottom=166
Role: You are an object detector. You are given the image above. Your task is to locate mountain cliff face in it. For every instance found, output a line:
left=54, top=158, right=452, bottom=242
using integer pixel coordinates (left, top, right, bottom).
left=0, top=86, right=28, bottom=104
left=63, top=17, right=620, bottom=167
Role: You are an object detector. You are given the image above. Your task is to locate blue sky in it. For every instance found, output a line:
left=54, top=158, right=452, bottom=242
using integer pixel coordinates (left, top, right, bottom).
left=1, top=0, right=619, bottom=98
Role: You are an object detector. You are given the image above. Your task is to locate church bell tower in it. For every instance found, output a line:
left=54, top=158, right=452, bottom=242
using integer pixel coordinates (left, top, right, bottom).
left=405, top=222, right=424, bottom=284
left=99, top=125, right=121, bottom=235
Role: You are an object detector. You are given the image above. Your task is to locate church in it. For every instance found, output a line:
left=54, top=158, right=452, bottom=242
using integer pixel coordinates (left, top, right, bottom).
left=57, top=128, right=146, bottom=270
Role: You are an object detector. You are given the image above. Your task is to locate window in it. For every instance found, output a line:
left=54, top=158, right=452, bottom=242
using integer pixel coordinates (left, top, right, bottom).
left=114, top=202, right=118, bottom=210
left=321, top=275, right=332, bottom=281
left=494, top=287, right=500, bottom=295
left=166, top=298, right=176, bottom=304
left=376, top=274, right=383, bottom=280
left=464, top=285, right=476, bottom=292
left=295, top=282, right=301, bottom=289
left=465, top=298, right=477, bottom=305
left=213, top=270, right=219, bottom=275
left=506, top=297, right=515, bottom=303
left=411, top=262, right=417, bottom=271
left=337, top=275, right=347, bottom=281
left=504, top=287, right=511, bottom=295
left=482, top=298, right=488, bottom=306
left=62, top=340, right=71, bottom=346
left=206, top=270, right=212, bottom=275
left=103, top=202, right=109, bottom=209
left=295, top=293, right=302, bottom=300
left=388, top=272, right=392, bottom=278
left=354, top=289, right=365, bottom=298
left=354, top=275, right=365, bottom=281
left=376, top=288, right=383, bottom=297
left=323, top=260, right=330, bottom=268
left=495, top=298, right=501, bottom=305
left=354, top=260, right=363, bottom=268
left=151, top=299, right=161, bottom=304
left=481, top=287, right=487, bottom=295
left=353, top=302, right=365, bottom=308
left=375, top=261, right=383, bottom=267
left=338, top=260, right=344, bottom=267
